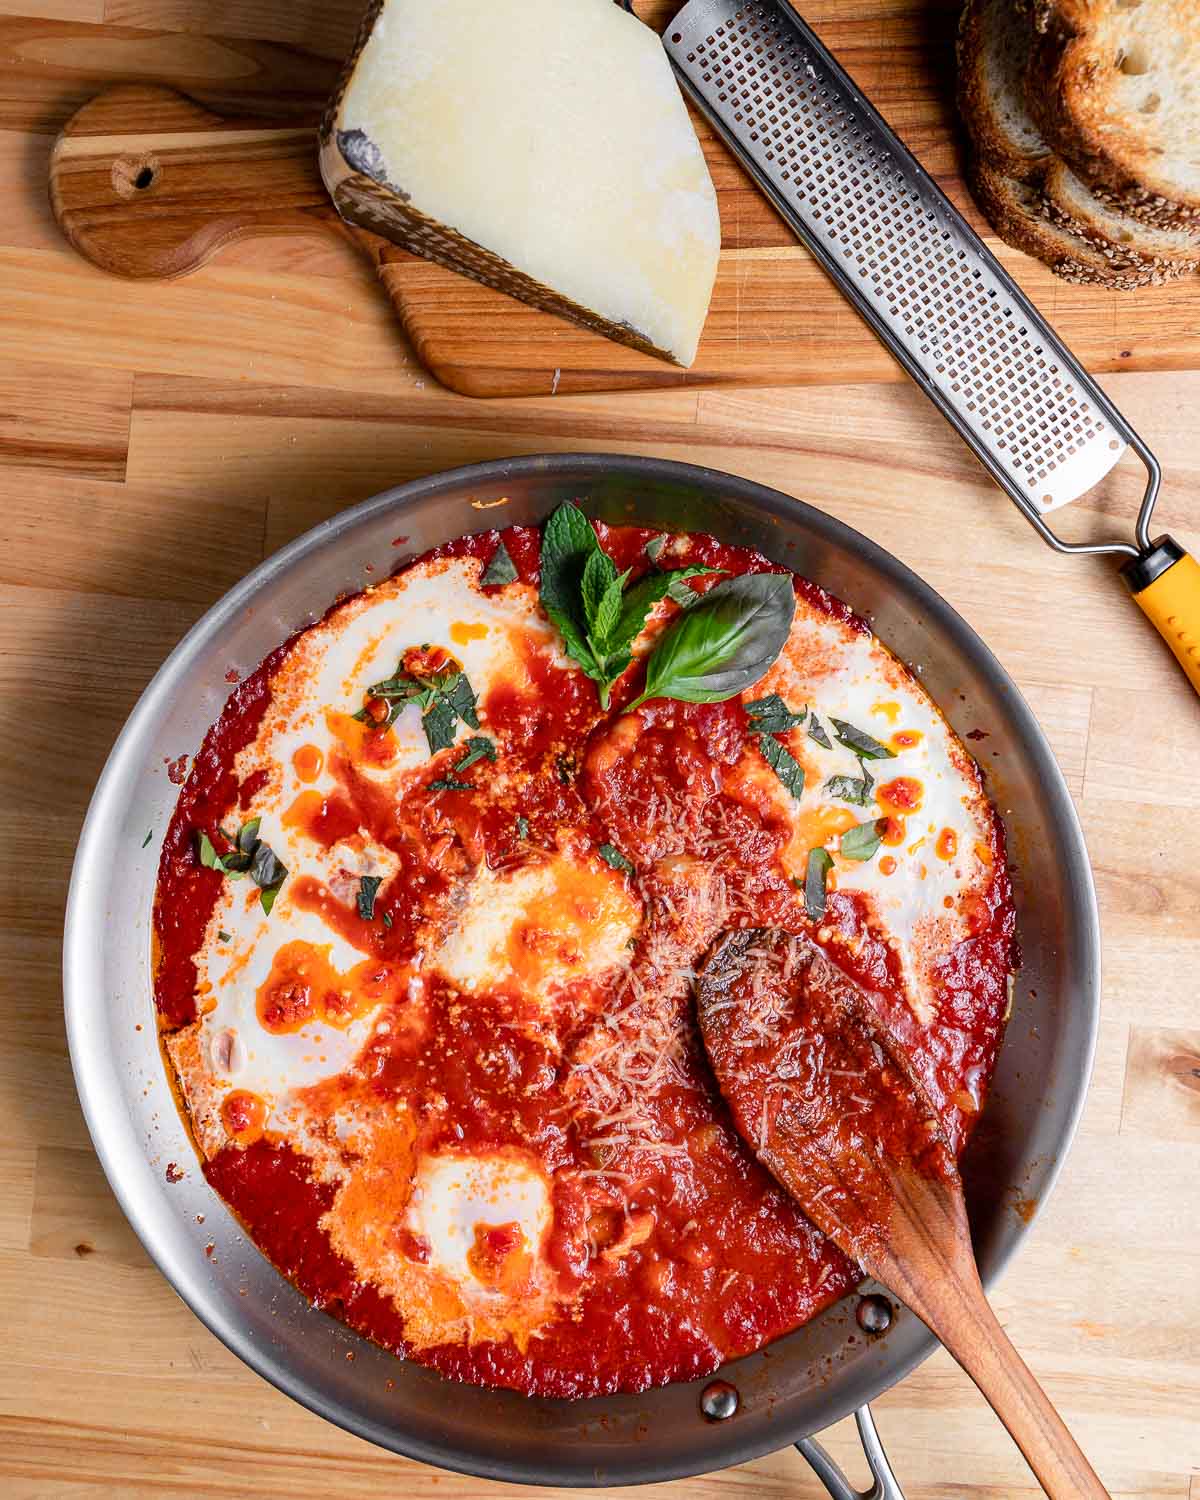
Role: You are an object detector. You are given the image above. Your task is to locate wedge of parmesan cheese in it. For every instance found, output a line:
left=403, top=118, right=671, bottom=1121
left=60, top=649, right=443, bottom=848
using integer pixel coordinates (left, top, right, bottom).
left=319, top=0, right=721, bottom=367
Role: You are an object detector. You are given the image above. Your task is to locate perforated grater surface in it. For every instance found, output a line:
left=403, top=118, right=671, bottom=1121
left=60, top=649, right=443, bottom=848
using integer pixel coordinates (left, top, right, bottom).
left=657, top=0, right=1167, bottom=559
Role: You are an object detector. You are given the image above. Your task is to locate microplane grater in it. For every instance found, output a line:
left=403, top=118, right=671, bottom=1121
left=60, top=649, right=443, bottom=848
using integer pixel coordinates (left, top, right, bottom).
left=656, top=0, right=1165, bottom=562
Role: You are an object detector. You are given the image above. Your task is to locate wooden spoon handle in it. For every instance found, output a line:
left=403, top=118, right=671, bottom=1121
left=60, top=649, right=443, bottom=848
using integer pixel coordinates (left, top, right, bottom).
left=917, top=1262, right=1110, bottom=1500
left=49, top=82, right=343, bottom=279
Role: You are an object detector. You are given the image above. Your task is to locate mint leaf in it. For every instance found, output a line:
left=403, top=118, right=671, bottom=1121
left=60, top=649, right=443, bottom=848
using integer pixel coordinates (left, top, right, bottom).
left=581, top=547, right=618, bottom=634
left=759, top=734, right=805, bottom=800
left=804, top=847, right=833, bottom=922
left=539, top=501, right=599, bottom=623
left=481, top=538, right=518, bottom=587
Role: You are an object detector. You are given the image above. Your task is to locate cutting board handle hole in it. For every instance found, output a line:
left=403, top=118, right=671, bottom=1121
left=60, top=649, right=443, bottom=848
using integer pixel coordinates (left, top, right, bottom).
left=111, top=154, right=159, bottom=199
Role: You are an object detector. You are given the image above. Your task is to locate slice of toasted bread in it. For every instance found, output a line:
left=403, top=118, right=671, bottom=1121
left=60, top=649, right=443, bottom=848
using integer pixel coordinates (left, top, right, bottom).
left=967, top=157, right=1193, bottom=287
left=1042, top=157, right=1200, bottom=266
left=957, top=0, right=1051, bottom=181
left=1027, top=0, right=1200, bottom=228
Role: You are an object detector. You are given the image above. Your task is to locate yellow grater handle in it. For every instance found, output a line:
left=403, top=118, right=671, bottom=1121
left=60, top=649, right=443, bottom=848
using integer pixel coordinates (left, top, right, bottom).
left=1122, top=537, right=1200, bottom=698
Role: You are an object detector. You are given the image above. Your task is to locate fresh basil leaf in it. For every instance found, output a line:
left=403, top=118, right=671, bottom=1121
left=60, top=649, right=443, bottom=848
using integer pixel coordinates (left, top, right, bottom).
left=840, top=818, right=885, bottom=862
left=357, top=874, right=382, bottom=920
left=825, top=763, right=876, bottom=807
left=598, top=842, right=634, bottom=873
left=630, top=573, right=796, bottom=710
left=804, top=847, right=833, bottom=922
left=429, top=776, right=473, bottom=792
left=382, top=910, right=393, bottom=929
left=142, top=829, right=152, bottom=848
left=481, top=538, right=518, bottom=587
left=454, top=736, right=497, bottom=771
left=807, top=714, right=833, bottom=750
left=197, top=830, right=245, bottom=877
left=759, top=734, right=806, bottom=800
left=547, top=603, right=605, bottom=686
left=217, top=930, right=231, bottom=943
left=260, top=885, right=281, bottom=916
left=645, top=534, right=666, bottom=562
left=539, top=501, right=599, bottom=624
left=581, top=547, right=618, bottom=634
left=516, top=816, right=530, bottom=839
left=237, top=817, right=261, bottom=854
left=831, top=717, right=896, bottom=761
left=745, top=693, right=806, bottom=734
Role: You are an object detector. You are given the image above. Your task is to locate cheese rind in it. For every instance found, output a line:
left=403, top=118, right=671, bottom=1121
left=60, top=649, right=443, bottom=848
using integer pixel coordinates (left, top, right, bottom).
left=320, top=0, right=720, bottom=367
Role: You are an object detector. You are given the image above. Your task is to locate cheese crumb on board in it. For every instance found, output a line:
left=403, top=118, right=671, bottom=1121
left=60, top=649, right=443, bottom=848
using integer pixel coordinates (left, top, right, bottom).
left=319, top=0, right=721, bottom=367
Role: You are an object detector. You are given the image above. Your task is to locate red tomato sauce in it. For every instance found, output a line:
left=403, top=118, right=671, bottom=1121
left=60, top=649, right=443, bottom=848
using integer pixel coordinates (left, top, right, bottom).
left=155, top=522, right=1015, bottom=1398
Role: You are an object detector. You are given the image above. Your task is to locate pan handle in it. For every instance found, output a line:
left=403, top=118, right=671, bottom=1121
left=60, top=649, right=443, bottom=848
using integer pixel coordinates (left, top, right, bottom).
left=794, top=1405, right=906, bottom=1500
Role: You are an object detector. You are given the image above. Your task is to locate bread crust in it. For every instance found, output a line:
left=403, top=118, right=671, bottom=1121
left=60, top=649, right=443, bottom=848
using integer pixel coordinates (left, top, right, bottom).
left=957, top=0, right=1050, bottom=181
left=1026, top=0, right=1200, bottom=227
left=967, top=156, right=1193, bottom=288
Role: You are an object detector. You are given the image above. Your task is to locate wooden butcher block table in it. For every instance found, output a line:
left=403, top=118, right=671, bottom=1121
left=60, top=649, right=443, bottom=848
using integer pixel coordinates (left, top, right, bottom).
left=1, top=2, right=1198, bottom=1497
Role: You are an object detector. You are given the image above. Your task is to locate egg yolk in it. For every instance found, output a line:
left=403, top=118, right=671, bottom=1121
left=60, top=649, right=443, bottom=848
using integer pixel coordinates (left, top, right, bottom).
left=256, top=940, right=399, bottom=1033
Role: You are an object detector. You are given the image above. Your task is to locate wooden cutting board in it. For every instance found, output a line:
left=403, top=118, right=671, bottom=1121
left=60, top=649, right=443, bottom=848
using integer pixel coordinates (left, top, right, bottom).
left=47, top=0, right=1200, bottom=399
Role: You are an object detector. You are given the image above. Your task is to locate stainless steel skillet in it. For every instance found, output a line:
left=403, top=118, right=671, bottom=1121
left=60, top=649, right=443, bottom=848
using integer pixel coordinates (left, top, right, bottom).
left=64, top=453, right=1100, bottom=1490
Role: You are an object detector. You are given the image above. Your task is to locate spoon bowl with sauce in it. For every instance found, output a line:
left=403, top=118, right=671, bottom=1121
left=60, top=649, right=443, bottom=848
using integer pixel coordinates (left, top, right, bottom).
left=696, top=927, right=1109, bottom=1500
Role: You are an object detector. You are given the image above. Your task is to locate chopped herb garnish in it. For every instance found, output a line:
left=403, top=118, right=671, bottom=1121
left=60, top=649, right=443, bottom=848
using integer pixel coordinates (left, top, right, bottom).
left=839, top=818, right=886, bottom=862
left=382, top=910, right=393, bottom=929
left=538, top=502, right=719, bottom=708
left=745, top=693, right=806, bottom=734
left=197, top=821, right=286, bottom=913
left=356, top=657, right=479, bottom=758
left=481, top=538, right=519, bottom=587
left=556, top=753, right=576, bottom=786
left=645, top=534, right=666, bottom=562
left=357, top=874, right=382, bottom=921
left=142, top=829, right=153, bottom=848
left=807, top=714, right=833, bottom=750
left=598, top=842, right=635, bottom=873
left=516, top=816, right=530, bottom=840
left=454, top=736, right=497, bottom=772
left=217, top=930, right=231, bottom=943
left=825, top=763, right=877, bottom=808
left=429, top=776, right=473, bottom=792
left=758, top=734, right=806, bottom=801
left=804, top=846, right=833, bottom=922
left=830, top=717, right=896, bottom=761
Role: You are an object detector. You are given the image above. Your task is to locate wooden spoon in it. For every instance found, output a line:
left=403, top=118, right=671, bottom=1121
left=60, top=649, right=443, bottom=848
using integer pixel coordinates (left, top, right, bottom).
left=695, top=927, right=1109, bottom=1500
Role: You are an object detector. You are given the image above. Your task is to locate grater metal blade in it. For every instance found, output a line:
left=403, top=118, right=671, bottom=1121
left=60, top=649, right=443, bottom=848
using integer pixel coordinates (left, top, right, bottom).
left=661, top=0, right=1162, bottom=561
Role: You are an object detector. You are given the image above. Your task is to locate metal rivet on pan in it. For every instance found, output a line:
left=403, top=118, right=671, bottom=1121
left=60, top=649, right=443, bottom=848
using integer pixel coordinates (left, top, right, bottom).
left=856, top=1294, right=893, bottom=1335
left=700, top=1380, right=740, bottom=1421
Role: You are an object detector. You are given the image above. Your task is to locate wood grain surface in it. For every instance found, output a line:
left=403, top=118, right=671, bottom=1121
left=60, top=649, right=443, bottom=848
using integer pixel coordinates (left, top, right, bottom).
left=2, top=3, right=1199, bottom=1498
left=38, top=0, right=1200, bottom=398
